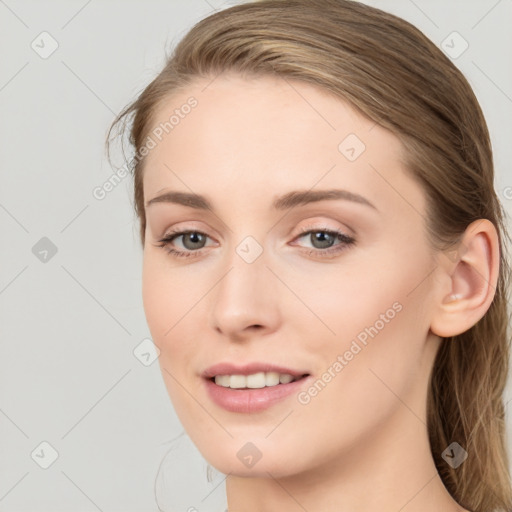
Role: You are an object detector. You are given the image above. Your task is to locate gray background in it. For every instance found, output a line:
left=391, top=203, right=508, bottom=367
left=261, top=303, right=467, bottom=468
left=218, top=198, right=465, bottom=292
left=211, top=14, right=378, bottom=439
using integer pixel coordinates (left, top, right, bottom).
left=1, top=1, right=511, bottom=511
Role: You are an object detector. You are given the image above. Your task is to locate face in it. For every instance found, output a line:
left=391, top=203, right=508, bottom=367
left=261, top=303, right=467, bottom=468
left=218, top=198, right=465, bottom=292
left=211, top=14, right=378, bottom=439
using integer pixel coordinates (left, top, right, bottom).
left=141, top=73, right=441, bottom=478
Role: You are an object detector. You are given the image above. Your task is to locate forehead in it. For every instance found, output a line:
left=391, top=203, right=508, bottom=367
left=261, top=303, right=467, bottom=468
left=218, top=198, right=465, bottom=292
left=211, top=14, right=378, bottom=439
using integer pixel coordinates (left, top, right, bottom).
left=142, top=73, right=424, bottom=218
left=147, top=72, right=376, bottom=160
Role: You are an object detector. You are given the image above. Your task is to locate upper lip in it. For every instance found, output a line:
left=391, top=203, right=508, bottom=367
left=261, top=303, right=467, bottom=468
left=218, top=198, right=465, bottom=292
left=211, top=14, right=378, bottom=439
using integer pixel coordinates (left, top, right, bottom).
left=202, top=362, right=310, bottom=379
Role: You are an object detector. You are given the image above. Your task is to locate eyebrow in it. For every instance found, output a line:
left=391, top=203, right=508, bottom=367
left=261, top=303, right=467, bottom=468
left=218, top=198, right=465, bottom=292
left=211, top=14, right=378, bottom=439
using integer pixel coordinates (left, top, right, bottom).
left=145, top=188, right=377, bottom=211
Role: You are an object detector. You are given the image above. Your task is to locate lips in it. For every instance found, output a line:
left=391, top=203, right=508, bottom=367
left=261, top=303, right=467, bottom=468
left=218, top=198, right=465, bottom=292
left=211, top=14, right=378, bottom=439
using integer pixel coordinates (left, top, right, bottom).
left=202, top=370, right=311, bottom=414
left=201, top=362, right=312, bottom=413
left=202, top=362, right=310, bottom=379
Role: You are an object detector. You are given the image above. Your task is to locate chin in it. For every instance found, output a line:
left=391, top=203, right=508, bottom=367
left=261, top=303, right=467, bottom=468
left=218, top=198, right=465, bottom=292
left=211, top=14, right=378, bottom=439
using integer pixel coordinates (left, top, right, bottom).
left=192, top=436, right=312, bottom=479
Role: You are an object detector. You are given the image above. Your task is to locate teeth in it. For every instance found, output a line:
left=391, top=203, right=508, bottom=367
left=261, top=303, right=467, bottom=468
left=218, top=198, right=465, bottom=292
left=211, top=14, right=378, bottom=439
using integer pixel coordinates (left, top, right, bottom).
left=279, top=373, right=294, bottom=384
left=214, top=371, right=300, bottom=389
left=265, top=372, right=280, bottom=387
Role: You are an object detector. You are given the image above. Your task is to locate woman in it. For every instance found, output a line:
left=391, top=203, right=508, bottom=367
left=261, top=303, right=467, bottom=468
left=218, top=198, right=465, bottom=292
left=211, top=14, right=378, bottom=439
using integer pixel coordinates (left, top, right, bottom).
left=107, top=0, right=512, bottom=510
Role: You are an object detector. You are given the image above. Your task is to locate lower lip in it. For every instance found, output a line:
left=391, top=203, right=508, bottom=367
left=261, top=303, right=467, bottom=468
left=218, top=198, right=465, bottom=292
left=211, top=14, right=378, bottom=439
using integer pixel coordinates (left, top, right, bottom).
left=203, top=376, right=311, bottom=413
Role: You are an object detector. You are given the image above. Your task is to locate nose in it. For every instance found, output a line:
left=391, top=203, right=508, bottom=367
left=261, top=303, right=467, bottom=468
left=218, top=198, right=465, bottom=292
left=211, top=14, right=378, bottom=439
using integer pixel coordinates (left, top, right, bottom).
left=209, top=252, right=281, bottom=341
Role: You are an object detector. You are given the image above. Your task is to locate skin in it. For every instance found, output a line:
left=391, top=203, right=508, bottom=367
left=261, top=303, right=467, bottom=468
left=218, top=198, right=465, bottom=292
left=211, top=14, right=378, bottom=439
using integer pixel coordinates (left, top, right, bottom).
left=141, top=72, right=498, bottom=512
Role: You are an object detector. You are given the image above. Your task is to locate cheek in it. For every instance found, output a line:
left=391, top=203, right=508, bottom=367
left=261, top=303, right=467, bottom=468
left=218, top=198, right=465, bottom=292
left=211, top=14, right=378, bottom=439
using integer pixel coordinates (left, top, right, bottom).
left=294, top=245, right=433, bottom=392
left=142, top=257, right=169, bottom=341
left=142, top=257, right=201, bottom=421
left=142, top=251, right=213, bottom=405
left=142, top=250, right=194, bottom=337
left=142, top=253, right=194, bottom=367
left=289, top=255, right=419, bottom=353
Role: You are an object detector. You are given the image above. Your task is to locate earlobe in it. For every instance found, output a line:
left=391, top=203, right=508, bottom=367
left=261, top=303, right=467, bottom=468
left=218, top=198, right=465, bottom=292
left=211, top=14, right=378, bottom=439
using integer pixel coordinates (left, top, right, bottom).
left=430, top=219, right=500, bottom=338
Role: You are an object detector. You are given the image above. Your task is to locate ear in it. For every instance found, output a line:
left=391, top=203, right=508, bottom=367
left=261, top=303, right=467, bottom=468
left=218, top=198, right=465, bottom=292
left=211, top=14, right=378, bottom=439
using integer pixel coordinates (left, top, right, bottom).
left=430, top=219, right=500, bottom=338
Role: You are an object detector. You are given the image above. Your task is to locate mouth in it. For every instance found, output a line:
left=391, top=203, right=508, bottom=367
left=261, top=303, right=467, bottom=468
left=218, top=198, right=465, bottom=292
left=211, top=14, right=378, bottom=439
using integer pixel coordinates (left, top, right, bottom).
left=208, top=371, right=310, bottom=390
left=202, top=365, right=313, bottom=413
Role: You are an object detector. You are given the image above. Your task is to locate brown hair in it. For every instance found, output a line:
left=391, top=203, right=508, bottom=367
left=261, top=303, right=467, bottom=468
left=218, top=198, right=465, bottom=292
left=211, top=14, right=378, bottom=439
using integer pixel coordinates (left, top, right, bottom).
left=106, top=0, right=512, bottom=509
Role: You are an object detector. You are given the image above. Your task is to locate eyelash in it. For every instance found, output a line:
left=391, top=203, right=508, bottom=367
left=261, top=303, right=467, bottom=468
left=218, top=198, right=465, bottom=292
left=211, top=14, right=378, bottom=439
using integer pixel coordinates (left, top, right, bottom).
left=155, top=226, right=356, bottom=260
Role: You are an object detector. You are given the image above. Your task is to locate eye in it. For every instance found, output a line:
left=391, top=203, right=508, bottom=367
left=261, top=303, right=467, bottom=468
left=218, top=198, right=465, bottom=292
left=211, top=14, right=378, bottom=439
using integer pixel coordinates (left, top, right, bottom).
left=292, top=226, right=356, bottom=257
left=155, top=229, right=214, bottom=259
